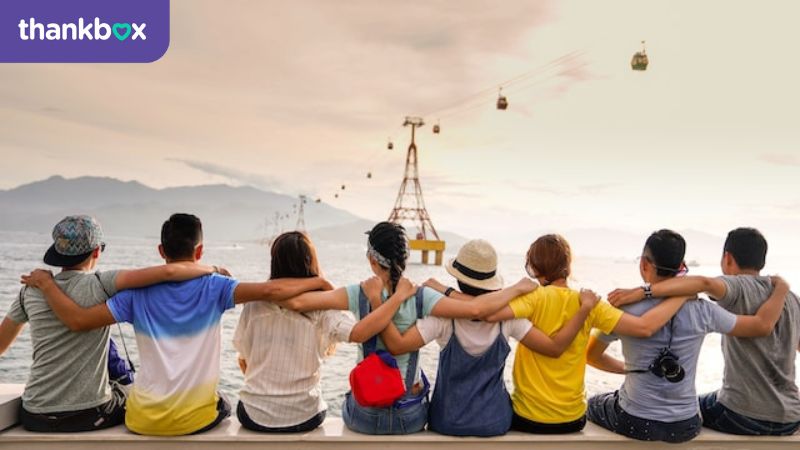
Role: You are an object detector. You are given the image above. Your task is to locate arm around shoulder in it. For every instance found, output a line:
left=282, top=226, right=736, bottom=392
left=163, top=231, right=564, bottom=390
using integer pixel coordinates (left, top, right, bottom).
left=21, top=270, right=117, bottom=331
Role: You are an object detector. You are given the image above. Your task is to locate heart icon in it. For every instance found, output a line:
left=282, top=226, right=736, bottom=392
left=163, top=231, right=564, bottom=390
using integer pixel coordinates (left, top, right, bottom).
left=112, top=23, right=132, bottom=41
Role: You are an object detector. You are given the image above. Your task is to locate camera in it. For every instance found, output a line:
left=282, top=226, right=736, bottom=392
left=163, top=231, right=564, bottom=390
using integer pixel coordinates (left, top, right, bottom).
left=649, top=348, right=685, bottom=383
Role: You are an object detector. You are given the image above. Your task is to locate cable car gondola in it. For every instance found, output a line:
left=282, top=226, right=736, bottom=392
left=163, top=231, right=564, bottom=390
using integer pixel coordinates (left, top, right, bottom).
left=496, top=88, right=508, bottom=110
left=315, top=198, right=321, bottom=203
left=367, top=172, right=372, bottom=179
left=387, top=139, right=394, bottom=150
left=433, top=121, right=440, bottom=134
left=341, top=184, right=346, bottom=190
left=631, top=40, right=649, bottom=71
left=334, top=193, right=339, bottom=199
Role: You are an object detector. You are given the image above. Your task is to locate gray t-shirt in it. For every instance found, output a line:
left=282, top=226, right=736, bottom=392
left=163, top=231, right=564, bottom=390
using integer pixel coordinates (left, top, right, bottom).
left=6, top=270, right=118, bottom=414
left=599, top=297, right=736, bottom=422
left=715, top=275, right=800, bottom=423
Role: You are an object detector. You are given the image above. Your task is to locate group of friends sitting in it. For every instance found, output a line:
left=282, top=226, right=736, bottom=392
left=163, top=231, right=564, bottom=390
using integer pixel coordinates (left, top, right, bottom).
left=0, top=213, right=797, bottom=443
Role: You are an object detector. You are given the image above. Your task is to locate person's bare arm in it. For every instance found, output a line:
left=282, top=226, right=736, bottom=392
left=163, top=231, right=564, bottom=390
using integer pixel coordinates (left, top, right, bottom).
left=608, top=276, right=727, bottom=308
left=348, top=278, right=417, bottom=343
left=0, top=317, right=24, bottom=356
left=114, top=262, right=220, bottom=291
left=423, top=278, right=473, bottom=301
left=430, top=278, right=539, bottom=319
left=483, top=305, right=516, bottom=323
left=611, top=296, right=691, bottom=337
left=518, top=289, right=598, bottom=357
left=21, top=270, right=116, bottom=331
left=361, top=277, right=426, bottom=354
left=233, top=277, right=333, bottom=305
left=586, top=335, right=625, bottom=374
left=727, top=276, right=789, bottom=337
left=276, top=287, right=349, bottom=312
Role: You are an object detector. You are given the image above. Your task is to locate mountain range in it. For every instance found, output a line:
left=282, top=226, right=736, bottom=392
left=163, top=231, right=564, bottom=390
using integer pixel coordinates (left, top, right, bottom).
left=0, top=176, right=363, bottom=241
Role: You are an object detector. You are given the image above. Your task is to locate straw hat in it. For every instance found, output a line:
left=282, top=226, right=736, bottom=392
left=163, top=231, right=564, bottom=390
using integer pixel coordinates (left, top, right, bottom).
left=445, top=239, right=504, bottom=291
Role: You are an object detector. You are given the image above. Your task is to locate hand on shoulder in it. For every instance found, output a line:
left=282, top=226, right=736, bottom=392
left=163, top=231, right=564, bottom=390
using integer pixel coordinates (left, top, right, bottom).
left=607, top=287, right=643, bottom=307
left=20, top=269, right=54, bottom=289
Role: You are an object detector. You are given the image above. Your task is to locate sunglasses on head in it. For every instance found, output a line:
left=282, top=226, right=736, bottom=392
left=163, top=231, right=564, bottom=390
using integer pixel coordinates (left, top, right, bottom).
left=640, top=255, right=688, bottom=276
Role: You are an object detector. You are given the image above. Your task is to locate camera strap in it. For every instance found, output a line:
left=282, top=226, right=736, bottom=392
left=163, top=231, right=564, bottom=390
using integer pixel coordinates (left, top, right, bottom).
left=625, top=317, right=677, bottom=374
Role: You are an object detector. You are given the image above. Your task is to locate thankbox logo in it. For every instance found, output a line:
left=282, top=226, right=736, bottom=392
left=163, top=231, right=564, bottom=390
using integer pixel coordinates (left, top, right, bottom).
left=1, top=0, right=169, bottom=63
left=19, top=18, right=147, bottom=42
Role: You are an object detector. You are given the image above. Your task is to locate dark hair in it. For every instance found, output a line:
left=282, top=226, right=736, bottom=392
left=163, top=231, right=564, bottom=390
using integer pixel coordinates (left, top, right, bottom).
left=643, top=229, right=686, bottom=277
left=160, top=213, right=203, bottom=260
left=457, top=280, right=494, bottom=297
left=724, top=228, right=767, bottom=270
left=270, top=231, right=320, bottom=279
left=367, top=222, right=409, bottom=294
left=527, top=234, right=571, bottom=285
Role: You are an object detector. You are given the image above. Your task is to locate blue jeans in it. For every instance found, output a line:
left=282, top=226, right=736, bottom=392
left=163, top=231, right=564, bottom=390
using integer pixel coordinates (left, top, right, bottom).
left=342, top=392, right=428, bottom=435
left=588, top=391, right=701, bottom=443
left=699, top=391, right=800, bottom=436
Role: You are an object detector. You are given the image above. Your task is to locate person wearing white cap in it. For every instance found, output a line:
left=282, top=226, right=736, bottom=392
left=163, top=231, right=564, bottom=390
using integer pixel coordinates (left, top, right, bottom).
left=363, top=239, right=600, bottom=437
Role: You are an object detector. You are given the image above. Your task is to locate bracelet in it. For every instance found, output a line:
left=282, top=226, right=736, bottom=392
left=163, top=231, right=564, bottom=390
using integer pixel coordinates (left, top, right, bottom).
left=444, top=287, right=455, bottom=297
left=212, top=265, right=220, bottom=274
left=642, top=283, right=653, bottom=299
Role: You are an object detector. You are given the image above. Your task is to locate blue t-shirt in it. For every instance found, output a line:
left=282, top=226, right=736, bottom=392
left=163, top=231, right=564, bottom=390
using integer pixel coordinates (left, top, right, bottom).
left=106, top=274, right=238, bottom=435
left=598, top=297, right=736, bottom=422
left=345, top=284, right=443, bottom=385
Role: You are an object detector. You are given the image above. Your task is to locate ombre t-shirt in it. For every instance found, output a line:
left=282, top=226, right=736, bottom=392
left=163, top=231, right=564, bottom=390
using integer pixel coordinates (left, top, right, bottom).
left=107, top=274, right=238, bottom=435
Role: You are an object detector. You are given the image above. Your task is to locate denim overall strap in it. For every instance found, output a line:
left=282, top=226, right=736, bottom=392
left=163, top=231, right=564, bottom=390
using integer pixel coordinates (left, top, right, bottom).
left=427, top=319, right=513, bottom=436
left=358, top=287, right=379, bottom=356
left=400, top=288, right=426, bottom=392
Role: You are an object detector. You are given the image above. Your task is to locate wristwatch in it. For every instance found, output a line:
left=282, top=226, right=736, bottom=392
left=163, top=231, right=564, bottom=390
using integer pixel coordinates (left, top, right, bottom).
left=444, top=287, right=455, bottom=297
left=642, top=283, right=653, bottom=299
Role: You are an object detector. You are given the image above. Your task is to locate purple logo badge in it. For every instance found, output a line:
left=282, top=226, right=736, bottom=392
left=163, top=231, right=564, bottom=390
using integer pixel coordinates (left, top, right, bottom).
left=0, top=0, right=170, bottom=63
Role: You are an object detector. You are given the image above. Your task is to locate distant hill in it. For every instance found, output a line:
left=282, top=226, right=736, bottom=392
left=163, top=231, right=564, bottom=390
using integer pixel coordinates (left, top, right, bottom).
left=0, top=176, right=360, bottom=241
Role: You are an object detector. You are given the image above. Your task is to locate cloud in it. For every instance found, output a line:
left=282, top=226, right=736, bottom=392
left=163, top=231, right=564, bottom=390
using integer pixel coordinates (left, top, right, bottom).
left=759, top=153, right=800, bottom=167
left=167, top=158, right=288, bottom=193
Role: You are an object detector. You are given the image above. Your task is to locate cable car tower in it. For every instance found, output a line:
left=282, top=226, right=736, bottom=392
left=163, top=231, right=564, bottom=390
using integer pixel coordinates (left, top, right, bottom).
left=296, top=195, right=308, bottom=232
left=388, top=116, right=446, bottom=265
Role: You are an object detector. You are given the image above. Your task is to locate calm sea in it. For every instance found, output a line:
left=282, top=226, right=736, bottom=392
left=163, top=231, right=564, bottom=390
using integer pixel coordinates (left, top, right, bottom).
left=0, top=230, right=797, bottom=416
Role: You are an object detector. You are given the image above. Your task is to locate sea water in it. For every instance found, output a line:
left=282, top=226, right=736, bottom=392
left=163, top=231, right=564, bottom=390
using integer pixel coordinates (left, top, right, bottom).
left=0, top=231, right=797, bottom=417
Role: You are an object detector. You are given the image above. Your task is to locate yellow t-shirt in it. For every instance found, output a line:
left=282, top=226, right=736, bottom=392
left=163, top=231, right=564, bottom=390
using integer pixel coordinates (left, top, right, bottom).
left=509, top=285, right=623, bottom=424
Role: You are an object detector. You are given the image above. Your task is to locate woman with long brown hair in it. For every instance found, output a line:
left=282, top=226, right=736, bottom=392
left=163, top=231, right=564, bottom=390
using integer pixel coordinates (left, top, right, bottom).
left=233, top=231, right=415, bottom=433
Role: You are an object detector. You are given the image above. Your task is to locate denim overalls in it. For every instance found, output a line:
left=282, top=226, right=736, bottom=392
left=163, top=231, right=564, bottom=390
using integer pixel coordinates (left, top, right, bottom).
left=342, top=288, right=430, bottom=435
left=428, top=320, right=512, bottom=436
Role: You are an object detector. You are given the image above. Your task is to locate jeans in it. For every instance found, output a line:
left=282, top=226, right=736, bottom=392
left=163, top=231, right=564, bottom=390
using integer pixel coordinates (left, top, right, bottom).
left=699, top=391, right=800, bottom=436
left=237, top=401, right=326, bottom=433
left=190, top=394, right=231, bottom=435
left=510, top=412, right=586, bottom=434
left=20, top=382, right=127, bottom=433
left=587, top=391, right=701, bottom=443
left=342, top=391, right=428, bottom=435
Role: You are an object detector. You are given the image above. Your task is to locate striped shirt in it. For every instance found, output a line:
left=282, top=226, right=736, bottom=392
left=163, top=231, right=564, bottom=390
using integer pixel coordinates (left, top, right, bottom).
left=107, top=274, right=238, bottom=436
left=233, top=302, right=356, bottom=428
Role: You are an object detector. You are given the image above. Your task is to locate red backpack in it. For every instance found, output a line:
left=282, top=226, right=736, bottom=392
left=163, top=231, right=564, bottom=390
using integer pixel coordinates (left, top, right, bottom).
left=349, top=287, right=425, bottom=408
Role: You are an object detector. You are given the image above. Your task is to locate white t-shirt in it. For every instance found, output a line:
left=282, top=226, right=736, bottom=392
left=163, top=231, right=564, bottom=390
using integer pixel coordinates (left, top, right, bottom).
left=233, top=302, right=356, bottom=428
left=416, top=317, right=532, bottom=356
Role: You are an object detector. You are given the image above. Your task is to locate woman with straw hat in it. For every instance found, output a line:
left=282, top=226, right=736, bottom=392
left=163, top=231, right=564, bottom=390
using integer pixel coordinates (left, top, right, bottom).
left=363, top=239, right=600, bottom=437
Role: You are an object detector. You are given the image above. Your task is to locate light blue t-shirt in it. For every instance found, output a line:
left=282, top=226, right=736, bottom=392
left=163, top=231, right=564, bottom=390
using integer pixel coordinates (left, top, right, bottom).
left=346, top=284, right=443, bottom=384
left=599, top=297, right=736, bottom=422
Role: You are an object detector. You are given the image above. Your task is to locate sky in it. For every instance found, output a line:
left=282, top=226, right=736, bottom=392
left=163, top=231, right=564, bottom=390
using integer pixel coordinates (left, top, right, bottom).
left=1, top=0, right=798, bottom=258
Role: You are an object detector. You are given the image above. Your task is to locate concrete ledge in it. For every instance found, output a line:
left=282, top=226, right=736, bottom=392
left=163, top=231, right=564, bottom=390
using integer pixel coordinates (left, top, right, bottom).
left=1, top=418, right=799, bottom=450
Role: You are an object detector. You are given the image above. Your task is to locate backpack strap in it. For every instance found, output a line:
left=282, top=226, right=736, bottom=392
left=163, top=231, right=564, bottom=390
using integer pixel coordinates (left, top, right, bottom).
left=17, top=286, right=28, bottom=320
left=402, top=287, right=426, bottom=392
left=95, top=272, right=135, bottom=374
left=358, top=287, right=379, bottom=357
